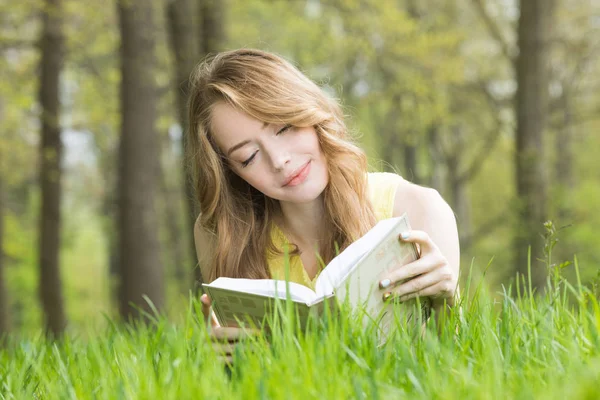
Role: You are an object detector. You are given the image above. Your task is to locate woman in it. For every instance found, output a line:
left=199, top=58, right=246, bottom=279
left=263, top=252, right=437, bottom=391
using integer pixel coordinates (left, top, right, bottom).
left=188, top=49, right=459, bottom=341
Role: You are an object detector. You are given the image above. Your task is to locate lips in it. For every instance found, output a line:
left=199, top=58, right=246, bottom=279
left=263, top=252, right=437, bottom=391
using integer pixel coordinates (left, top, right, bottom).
left=282, top=161, right=311, bottom=187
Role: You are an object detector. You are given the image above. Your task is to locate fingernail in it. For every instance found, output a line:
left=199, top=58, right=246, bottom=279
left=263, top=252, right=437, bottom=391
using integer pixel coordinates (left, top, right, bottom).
left=382, top=292, right=392, bottom=301
left=379, top=279, right=391, bottom=289
left=400, top=231, right=410, bottom=240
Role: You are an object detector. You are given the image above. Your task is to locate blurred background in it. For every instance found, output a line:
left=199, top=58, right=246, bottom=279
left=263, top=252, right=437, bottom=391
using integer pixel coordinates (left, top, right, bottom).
left=0, top=0, right=599, bottom=336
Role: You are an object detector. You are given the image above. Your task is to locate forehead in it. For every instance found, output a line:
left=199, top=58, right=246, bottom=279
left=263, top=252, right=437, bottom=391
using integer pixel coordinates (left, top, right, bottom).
left=210, top=102, right=265, bottom=151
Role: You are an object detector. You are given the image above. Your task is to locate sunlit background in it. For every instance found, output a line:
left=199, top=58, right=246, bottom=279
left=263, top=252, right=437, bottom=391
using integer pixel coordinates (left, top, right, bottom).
left=1, top=0, right=599, bottom=335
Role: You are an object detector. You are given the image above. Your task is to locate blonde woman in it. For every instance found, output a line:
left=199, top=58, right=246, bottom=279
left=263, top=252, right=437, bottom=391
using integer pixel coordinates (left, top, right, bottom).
left=188, top=49, right=459, bottom=343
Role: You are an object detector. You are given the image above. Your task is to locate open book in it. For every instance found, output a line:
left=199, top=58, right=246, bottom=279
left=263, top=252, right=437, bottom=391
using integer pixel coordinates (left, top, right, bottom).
left=202, top=214, right=429, bottom=339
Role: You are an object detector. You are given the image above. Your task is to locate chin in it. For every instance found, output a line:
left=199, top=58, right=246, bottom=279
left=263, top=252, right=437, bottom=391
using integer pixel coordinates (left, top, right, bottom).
left=284, top=178, right=328, bottom=204
left=288, top=192, right=323, bottom=204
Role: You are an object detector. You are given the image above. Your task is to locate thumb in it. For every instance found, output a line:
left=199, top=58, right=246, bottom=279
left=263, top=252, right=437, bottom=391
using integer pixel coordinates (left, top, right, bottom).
left=200, top=294, right=218, bottom=327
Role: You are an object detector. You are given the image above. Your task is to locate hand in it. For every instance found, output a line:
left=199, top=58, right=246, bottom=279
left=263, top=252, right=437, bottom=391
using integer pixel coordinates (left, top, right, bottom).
left=378, top=230, right=458, bottom=306
left=200, top=294, right=258, bottom=363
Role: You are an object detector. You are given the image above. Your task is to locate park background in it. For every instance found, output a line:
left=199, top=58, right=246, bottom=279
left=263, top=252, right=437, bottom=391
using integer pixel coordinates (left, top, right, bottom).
left=0, top=0, right=599, bottom=336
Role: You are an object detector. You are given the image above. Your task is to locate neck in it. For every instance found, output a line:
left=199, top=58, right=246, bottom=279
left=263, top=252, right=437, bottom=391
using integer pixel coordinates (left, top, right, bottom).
left=277, top=196, right=325, bottom=249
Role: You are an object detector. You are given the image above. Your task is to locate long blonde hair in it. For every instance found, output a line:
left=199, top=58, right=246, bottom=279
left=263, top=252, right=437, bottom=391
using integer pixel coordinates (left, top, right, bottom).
left=187, top=49, right=377, bottom=282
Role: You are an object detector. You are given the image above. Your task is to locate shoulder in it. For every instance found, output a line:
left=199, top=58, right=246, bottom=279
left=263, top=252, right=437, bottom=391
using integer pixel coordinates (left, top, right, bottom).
left=392, top=180, right=456, bottom=229
left=194, top=215, right=215, bottom=283
left=393, top=180, right=460, bottom=283
left=366, top=172, right=405, bottom=220
left=367, top=171, right=404, bottom=191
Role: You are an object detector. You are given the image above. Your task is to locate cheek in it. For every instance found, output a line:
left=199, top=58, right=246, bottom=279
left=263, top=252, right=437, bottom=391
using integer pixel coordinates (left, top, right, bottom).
left=313, top=137, right=327, bottom=163
left=248, top=175, right=269, bottom=189
left=297, top=128, right=322, bottom=154
left=237, top=168, right=272, bottom=193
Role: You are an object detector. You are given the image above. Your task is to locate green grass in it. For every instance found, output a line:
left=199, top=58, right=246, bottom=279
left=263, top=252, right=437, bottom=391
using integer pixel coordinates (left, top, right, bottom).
left=1, top=265, right=599, bottom=400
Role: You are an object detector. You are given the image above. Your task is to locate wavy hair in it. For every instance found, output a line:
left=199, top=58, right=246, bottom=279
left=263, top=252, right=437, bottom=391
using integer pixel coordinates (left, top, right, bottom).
left=187, top=49, right=377, bottom=282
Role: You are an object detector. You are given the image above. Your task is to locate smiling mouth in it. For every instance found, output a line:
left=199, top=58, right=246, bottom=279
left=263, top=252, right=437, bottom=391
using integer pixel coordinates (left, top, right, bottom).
left=283, top=161, right=311, bottom=187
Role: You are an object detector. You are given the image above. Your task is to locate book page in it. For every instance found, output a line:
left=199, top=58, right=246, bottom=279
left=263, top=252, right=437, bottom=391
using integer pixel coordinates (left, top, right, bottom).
left=203, top=285, right=330, bottom=328
left=314, top=217, right=405, bottom=298
left=205, top=277, right=318, bottom=303
left=331, top=215, right=422, bottom=341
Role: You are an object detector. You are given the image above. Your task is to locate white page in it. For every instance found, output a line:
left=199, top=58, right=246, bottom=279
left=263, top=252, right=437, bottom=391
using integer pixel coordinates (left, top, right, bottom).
left=314, top=217, right=402, bottom=298
left=205, top=277, right=318, bottom=303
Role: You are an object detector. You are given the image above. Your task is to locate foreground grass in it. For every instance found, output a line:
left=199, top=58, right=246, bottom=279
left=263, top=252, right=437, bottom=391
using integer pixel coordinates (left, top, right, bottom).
left=1, top=272, right=599, bottom=399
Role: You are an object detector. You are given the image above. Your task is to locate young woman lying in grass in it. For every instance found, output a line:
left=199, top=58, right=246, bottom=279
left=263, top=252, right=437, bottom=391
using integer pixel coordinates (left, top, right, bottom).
left=187, top=48, right=460, bottom=350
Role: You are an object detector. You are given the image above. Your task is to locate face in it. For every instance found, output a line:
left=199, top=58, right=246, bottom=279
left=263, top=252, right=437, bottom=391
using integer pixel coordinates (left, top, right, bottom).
left=210, top=102, right=329, bottom=204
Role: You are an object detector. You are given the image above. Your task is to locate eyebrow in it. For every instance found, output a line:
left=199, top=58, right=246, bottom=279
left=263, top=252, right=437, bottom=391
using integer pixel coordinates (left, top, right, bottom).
left=226, top=122, right=270, bottom=157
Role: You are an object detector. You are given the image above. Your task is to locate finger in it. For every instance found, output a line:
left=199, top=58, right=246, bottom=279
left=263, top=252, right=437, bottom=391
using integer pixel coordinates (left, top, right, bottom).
left=386, top=271, right=441, bottom=299
left=201, top=294, right=220, bottom=327
left=399, top=230, right=438, bottom=254
left=201, top=294, right=211, bottom=318
left=211, top=326, right=259, bottom=342
left=213, top=340, right=262, bottom=355
left=379, top=256, right=439, bottom=289
left=390, top=280, right=455, bottom=302
left=211, top=311, right=220, bottom=327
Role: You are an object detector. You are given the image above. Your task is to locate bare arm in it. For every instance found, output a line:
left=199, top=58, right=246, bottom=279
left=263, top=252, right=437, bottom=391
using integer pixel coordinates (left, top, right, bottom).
left=390, top=179, right=460, bottom=307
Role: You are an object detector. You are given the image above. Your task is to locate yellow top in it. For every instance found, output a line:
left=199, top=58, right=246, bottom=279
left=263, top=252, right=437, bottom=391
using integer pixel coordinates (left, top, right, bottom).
left=268, top=172, right=403, bottom=289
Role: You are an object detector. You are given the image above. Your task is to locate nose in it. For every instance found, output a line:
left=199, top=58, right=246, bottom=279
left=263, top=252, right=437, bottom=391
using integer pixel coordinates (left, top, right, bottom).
left=264, top=141, right=290, bottom=171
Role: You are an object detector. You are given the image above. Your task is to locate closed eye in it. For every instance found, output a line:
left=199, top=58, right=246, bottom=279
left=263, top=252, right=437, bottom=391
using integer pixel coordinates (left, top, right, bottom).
left=241, top=150, right=258, bottom=168
left=276, top=124, right=292, bottom=135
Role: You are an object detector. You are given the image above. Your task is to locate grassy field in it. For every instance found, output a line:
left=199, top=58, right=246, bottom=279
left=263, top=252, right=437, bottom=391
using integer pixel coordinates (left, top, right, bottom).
left=1, top=263, right=599, bottom=400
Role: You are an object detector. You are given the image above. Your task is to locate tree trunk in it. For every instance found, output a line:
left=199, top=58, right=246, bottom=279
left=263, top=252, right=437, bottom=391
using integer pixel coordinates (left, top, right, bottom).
left=117, top=0, right=164, bottom=320
left=38, top=0, right=66, bottom=337
left=447, top=126, right=471, bottom=249
left=514, top=0, right=555, bottom=291
left=379, top=93, right=401, bottom=172
left=167, top=0, right=200, bottom=290
left=380, top=135, right=397, bottom=171
left=403, top=139, right=419, bottom=183
left=427, top=125, right=445, bottom=194
left=199, top=0, right=226, bottom=55
left=381, top=126, right=399, bottom=172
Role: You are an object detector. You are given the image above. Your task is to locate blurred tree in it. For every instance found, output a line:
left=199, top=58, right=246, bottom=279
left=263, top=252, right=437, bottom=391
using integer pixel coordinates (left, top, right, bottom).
left=469, top=0, right=557, bottom=286
left=166, top=0, right=200, bottom=290
left=0, top=100, right=8, bottom=334
left=441, top=85, right=510, bottom=253
left=542, top=0, right=600, bottom=278
left=225, top=0, right=501, bottom=258
left=425, top=0, right=507, bottom=251
left=117, top=0, right=164, bottom=319
left=156, top=133, right=187, bottom=292
left=1, top=0, right=598, bottom=330
left=548, top=0, right=600, bottom=219
left=187, top=0, right=227, bottom=290
left=514, top=0, right=556, bottom=289
left=199, top=0, right=227, bottom=56
left=324, top=0, right=464, bottom=179
left=63, top=0, right=121, bottom=312
left=38, top=0, right=67, bottom=337
left=0, top=0, right=41, bottom=332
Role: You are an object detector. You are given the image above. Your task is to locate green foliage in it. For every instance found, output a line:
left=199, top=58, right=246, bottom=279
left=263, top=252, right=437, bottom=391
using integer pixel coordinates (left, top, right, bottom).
left=4, top=205, right=41, bottom=332
left=60, top=205, right=111, bottom=332
left=227, top=0, right=466, bottom=163
left=1, top=0, right=599, bottom=336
